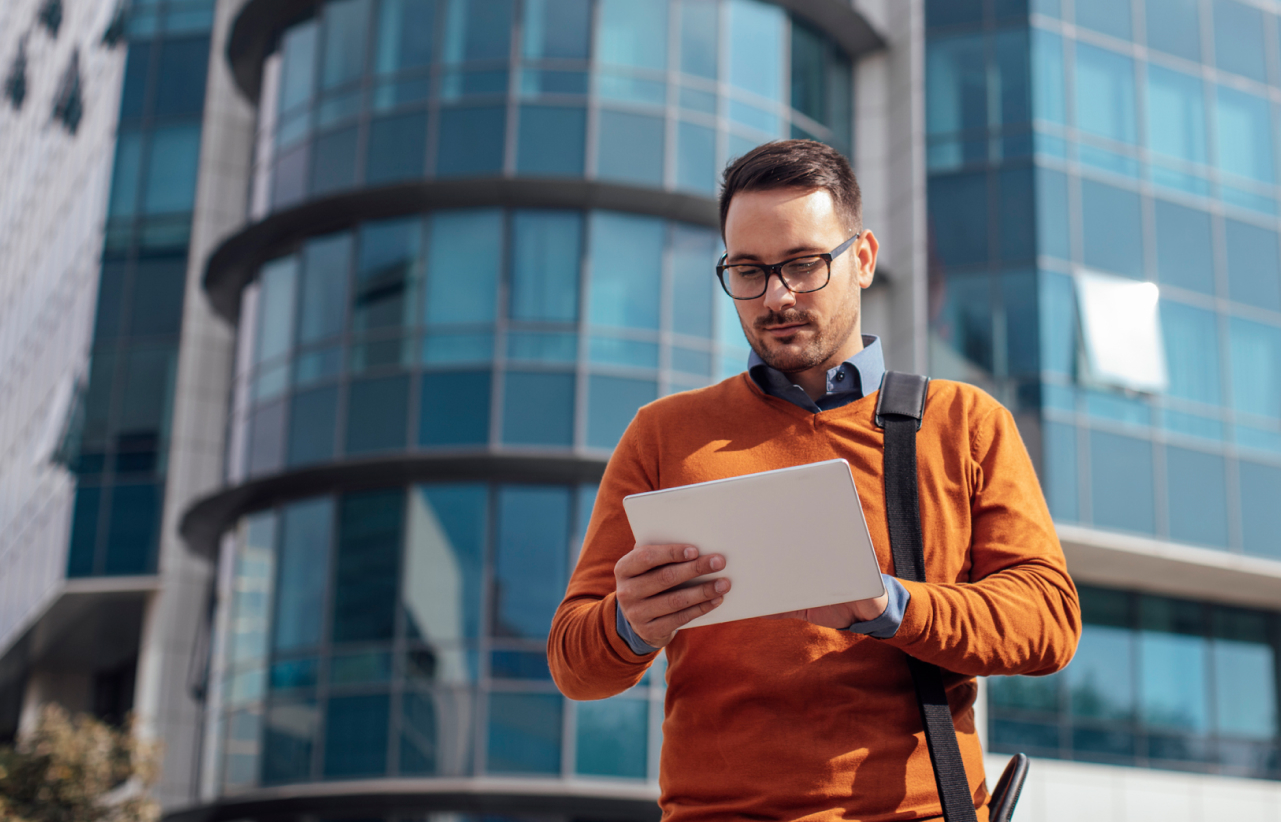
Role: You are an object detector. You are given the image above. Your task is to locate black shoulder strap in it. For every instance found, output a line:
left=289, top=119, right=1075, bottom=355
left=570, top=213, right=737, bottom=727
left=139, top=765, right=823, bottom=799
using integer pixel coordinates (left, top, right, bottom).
left=876, top=371, right=978, bottom=822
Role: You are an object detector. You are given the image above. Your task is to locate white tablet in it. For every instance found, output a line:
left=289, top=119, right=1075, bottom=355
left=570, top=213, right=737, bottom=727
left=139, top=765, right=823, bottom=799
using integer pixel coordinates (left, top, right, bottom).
left=622, top=458, right=885, bottom=630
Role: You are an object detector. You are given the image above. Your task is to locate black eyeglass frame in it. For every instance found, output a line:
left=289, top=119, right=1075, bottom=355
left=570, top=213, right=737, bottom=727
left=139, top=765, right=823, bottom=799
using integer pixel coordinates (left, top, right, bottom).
left=715, top=232, right=863, bottom=300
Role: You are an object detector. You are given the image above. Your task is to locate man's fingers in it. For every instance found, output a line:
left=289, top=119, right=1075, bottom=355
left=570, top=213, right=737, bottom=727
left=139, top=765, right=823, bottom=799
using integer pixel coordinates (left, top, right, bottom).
left=640, top=593, right=727, bottom=645
left=617, top=549, right=725, bottom=600
left=616, top=543, right=696, bottom=578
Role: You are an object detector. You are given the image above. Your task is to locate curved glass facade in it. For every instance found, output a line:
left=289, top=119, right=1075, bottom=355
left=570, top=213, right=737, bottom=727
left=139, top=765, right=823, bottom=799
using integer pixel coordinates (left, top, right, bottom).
left=216, top=482, right=666, bottom=792
left=228, top=207, right=741, bottom=482
left=257, top=0, right=852, bottom=212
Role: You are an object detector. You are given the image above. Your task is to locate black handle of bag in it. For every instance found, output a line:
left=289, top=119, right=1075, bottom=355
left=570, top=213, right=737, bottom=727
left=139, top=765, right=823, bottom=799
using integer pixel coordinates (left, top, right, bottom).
left=877, top=371, right=1026, bottom=822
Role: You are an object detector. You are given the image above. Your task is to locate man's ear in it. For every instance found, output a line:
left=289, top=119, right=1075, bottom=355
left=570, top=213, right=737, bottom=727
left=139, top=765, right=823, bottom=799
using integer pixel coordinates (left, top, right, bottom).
left=855, top=229, right=879, bottom=289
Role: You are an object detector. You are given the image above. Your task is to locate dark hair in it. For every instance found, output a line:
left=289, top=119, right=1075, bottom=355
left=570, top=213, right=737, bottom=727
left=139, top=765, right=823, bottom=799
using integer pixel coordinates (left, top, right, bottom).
left=718, top=139, right=862, bottom=238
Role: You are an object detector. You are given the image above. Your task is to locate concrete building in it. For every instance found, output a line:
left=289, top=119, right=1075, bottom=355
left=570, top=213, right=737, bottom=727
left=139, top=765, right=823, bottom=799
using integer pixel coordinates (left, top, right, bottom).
left=1, top=1, right=1280, bottom=820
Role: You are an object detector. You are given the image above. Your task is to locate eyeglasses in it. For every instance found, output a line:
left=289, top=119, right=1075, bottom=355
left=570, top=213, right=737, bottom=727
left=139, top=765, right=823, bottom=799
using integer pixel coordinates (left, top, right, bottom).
left=715, top=233, right=861, bottom=300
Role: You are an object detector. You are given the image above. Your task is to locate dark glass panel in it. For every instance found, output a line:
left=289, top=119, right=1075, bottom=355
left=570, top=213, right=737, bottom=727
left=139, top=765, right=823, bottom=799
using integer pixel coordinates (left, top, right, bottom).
left=678, top=0, right=717, bottom=78
left=1139, top=597, right=1209, bottom=733
left=261, top=699, right=317, bottom=784
left=356, top=218, right=420, bottom=333
left=989, top=675, right=1059, bottom=712
left=274, top=498, right=334, bottom=652
left=143, top=124, right=202, bottom=215
left=1031, top=29, right=1065, bottom=125
left=998, top=167, right=1034, bottom=262
left=405, top=484, right=487, bottom=644
left=522, top=0, right=589, bottom=59
left=425, top=209, right=502, bottom=324
left=1211, top=608, right=1277, bottom=740
left=587, top=376, right=657, bottom=450
left=588, top=211, right=662, bottom=329
left=994, top=29, right=1030, bottom=126
left=400, top=687, right=473, bottom=775
left=671, top=224, right=717, bottom=338
left=1074, top=44, right=1136, bottom=145
left=127, top=257, right=187, bottom=338
left=676, top=121, right=716, bottom=195
left=247, top=399, right=286, bottom=477
left=516, top=105, right=586, bottom=176
left=791, top=20, right=827, bottom=125
left=286, top=386, right=338, bottom=466
left=1041, top=420, right=1077, bottom=521
left=1225, top=219, right=1281, bottom=311
left=925, top=33, right=985, bottom=136
left=271, top=142, right=310, bottom=210
left=1089, top=431, right=1153, bottom=534
left=310, top=126, right=359, bottom=196
left=486, top=692, right=562, bottom=774
left=493, top=486, right=570, bottom=638
left=501, top=371, right=574, bottom=445
left=345, top=375, right=410, bottom=454
left=510, top=210, right=581, bottom=322
left=81, top=349, right=118, bottom=450
left=437, top=106, right=506, bottom=176
left=1081, top=180, right=1143, bottom=278
left=103, top=482, right=160, bottom=575
left=119, top=42, right=151, bottom=119
left=1239, top=461, right=1281, bottom=559
left=596, top=110, right=664, bottom=185
left=1000, top=271, right=1037, bottom=376
left=927, top=172, right=988, bottom=268
left=94, top=262, right=127, bottom=340
left=366, top=112, right=428, bottom=184
left=66, top=486, right=102, bottom=577
left=419, top=370, right=490, bottom=446
left=330, top=650, right=393, bottom=685
left=154, top=37, right=210, bottom=117
left=333, top=489, right=403, bottom=642
left=1154, top=201, right=1214, bottom=295
left=118, top=345, right=177, bottom=439
left=925, top=0, right=982, bottom=28
left=108, top=131, right=143, bottom=218
left=576, top=697, right=647, bottom=778
left=1147, top=0, right=1200, bottom=61
left=320, top=0, right=372, bottom=90
left=990, top=718, right=1060, bottom=753
left=1072, top=726, right=1135, bottom=760
left=375, top=0, right=435, bottom=74
left=270, top=658, right=319, bottom=693
left=934, top=272, right=993, bottom=373
left=299, top=233, right=351, bottom=345
left=490, top=650, right=552, bottom=680
left=597, top=0, right=667, bottom=70
left=443, top=0, right=513, bottom=62
left=279, top=19, right=319, bottom=114
left=1166, top=447, right=1228, bottom=548
left=1068, top=623, right=1134, bottom=719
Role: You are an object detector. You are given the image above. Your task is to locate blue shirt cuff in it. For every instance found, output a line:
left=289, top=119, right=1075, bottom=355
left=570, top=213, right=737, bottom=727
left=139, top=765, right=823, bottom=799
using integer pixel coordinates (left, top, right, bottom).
left=616, top=601, right=659, bottom=655
left=846, top=575, right=910, bottom=639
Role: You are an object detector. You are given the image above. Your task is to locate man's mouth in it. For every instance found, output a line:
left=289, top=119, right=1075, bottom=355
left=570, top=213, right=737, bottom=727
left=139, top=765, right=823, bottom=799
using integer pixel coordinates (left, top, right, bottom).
left=762, top=323, right=806, bottom=338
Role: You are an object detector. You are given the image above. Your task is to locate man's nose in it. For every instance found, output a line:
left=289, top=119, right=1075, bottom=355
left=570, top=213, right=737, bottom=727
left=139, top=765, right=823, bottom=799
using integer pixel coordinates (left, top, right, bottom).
left=762, top=271, right=796, bottom=312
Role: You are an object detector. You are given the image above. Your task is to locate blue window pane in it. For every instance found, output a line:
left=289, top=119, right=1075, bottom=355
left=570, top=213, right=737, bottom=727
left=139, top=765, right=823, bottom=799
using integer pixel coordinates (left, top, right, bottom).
left=994, top=29, right=1030, bottom=126
left=491, top=650, right=552, bottom=680
left=510, top=211, right=581, bottom=321
left=119, top=43, right=151, bottom=120
left=1215, top=0, right=1267, bottom=83
left=517, top=105, right=586, bottom=176
left=727, top=0, right=782, bottom=100
left=333, top=490, right=403, bottom=642
left=299, top=234, right=350, bottom=344
left=356, top=217, right=420, bottom=332
left=256, top=257, right=299, bottom=364
left=1215, top=87, right=1274, bottom=184
left=423, top=332, right=495, bottom=364
left=128, top=258, right=186, bottom=338
left=1069, top=623, right=1133, bottom=719
left=1081, top=180, right=1143, bottom=278
left=1240, top=460, right=1281, bottom=559
left=486, top=692, right=562, bottom=774
left=406, top=485, right=487, bottom=643
left=927, top=172, right=988, bottom=268
left=1139, top=599, right=1209, bottom=734
left=501, top=371, right=574, bottom=445
left=443, top=0, right=513, bottom=62
left=576, top=697, right=647, bottom=778
left=925, top=33, right=985, bottom=136
left=523, top=0, right=589, bottom=59
left=676, top=122, right=716, bottom=195
left=934, top=273, right=993, bottom=374
left=324, top=694, right=389, bottom=777
left=1230, top=318, right=1281, bottom=419
left=1225, top=220, right=1281, bottom=311
left=1212, top=617, right=1277, bottom=739
left=1154, top=201, right=1213, bottom=295
left=588, top=212, right=663, bottom=329
left=366, top=112, right=428, bottom=184
left=926, top=0, right=983, bottom=27
left=420, top=370, right=491, bottom=445
left=437, top=107, right=506, bottom=177
left=375, top=0, right=434, bottom=74
left=1146, top=66, right=1206, bottom=165
left=1041, top=420, right=1077, bottom=521
left=1074, top=44, right=1136, bottom=145
left=1075, top=0, right=1130, bottom=39
left=287, top=385, right=338, bottom=466
left=1166, top=447, right=1228, bottom=548
left=1031, top=29, right=1065, bottom=124
left=109, top=131, right=143, bottom=218
left=588, top=335, right=659, bottom=366
left=427, top=209, right=502, bottom=324
left=508, top=332, right=577, bottom=362
left=1090, top=431, right=1154, bottom=534
left=273, top=498, right=334, bottom=651
left=345, top=375, right=410, bottom=454
left=494, top=486, right=570, bottom=638
left=279, top=20, right=318, bottom=113
left=1035, top=167, right=1069, bottom=260
left=271, top=143, right=309, bottom=210
left=596, top=110, right=664, bottom=185
left=998, top=168, right=1034, bottom=262
left=143, top=124, right=202, bottom=214
left=311, top=126, right=358, bottom=196
left=671, top=224, right=718, bottom=338
left=320, top=0, right=371, bottom=90
left=1147, top=0, right=1200, bottom=61
left=67, top=486, right=102, bottom=577
left=597, top=0, right=666, bottom=70
left=1001, top=272, right=1037, bottom=376
left=588, top=376, right=656, bottom=450
left=104, top=482, right=160, bottom=574
left=1161, top=301, right=1220, bottom=406
left=248, top=399, right=286, bottom=476
left=262, top=700, right=317, bottom=784
left=679, top=0, right=717, bottom=78
left=154, top=37, right=210, bottom=117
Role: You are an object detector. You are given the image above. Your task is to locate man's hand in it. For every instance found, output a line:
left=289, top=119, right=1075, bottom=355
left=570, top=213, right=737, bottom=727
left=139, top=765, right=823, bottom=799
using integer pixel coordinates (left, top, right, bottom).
left=768, top=591, right=889, bottom=630
left=615, top=544, right=729, bottom=649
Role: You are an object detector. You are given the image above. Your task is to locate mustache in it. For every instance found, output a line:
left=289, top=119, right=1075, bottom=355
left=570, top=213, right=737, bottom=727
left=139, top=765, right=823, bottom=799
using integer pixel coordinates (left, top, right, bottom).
left=754, top=309, right=812, bottom=330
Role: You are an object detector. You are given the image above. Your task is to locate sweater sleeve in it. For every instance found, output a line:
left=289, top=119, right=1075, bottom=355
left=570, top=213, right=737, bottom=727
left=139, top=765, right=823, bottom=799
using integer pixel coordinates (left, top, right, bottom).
left=548, top=409, right=661, bottom=700
left=879, top=403, right=1081, bottom=677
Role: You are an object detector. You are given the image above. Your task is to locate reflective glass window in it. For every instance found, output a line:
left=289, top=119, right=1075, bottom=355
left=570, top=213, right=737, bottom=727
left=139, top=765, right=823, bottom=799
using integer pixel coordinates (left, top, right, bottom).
left=792, top=22, right=833, bottom=127
left=596, top=110, right=664, bottom=185
left=128, top=257, right=187, bottom=338
left=576, top=696, right=647, bottom=778
left=375, top=0, right=434, bottom=74
left=935, top=273, right=993, bottom=373
left=66, top=487, right=101, bottom=577
left=426, top=209, right=502, bottom=324
left=1225, top=219, right=1281, bottom=311
left=324, top=694, right=389, bottom=777
left=271, top=144, right=310, bottom=210
left=728, top=0, right=783, bottom=100
left=1090, top=431, right=1154, bottom=534
left=1146, top=0, right=1200, bottom=61
left=926, top=33, right=986, bottom=136
left=154, top=37, right=210, bottom=117
left=510, top=211, right=581, bottom=322
left=248, top=400, right=286, bottom=476
left=1166, top=447, right=1228, bottom=548
left=104, top=482, right=160, bottom=574
left=256, top=256, right=298, bottom=365
left=333, top=490, right=403, bottom=643
left=1154, top=201, right=1214, bottom=295
left=1239, top=460, right=1281, bottom=558
left=1035, top=167, right=1069, bottom=260
left=1074, top=44, right=1136, bottom=145
left=1068, top=589, right=1133, bottom=720
left=1214, top=0, right=1267, bottom=83
left=588, top=376, right=656, bottom=450
left=522, top=0, right=590, bottom=59
left=1042, top=420, right=1078, bottom=522
left=926, top=0, right=983, bottom=27
left=679, top=0, right=717, bottom=79
left=1074, top=0, right=1130, bottom=39
left=443, top=0, right=513, bottom=62
left=119, top=43, right=151, bottom=120
left=356, top=218, right=420, bottom=333
left=320, top=0, right=371, bottom=90
left=366, top=112, right=428, bottom=184
left=279, top=20, right=319, bottom=113
left=1031, top=29, right=1065, bottom=125
left=671, top=224, right=718, bottom=338
left=517, top=105, right=586, bottom=176
left=1211, top=609, right=1277, bottom=740
left=420, top=370, right=491, bottom=445
left=299, top=234, right=351, bottom=345
left=1081, top=180, right=1143, bottom=278
left=589, top=212, right=663, bottom=329
left=437, top=106, right=506, bottom=176
left=345, top=375, right=410, bottom=454
left=109, top=131, right=143, bottom=218
left=998, top=168, right=1034, bottom=262
left=143, top=123, right=202, bottom=214
left=287, top=385, right=338, bottom=466
left=1229, top=317, right=1281, bottom=419
left=677, top=121, right=716, bottom=195
left=1161, top=301, right=1220, bottom=406
left=927, top=172, right=988, bottom=268
left=274, top=498, right=334, bottom=651
left=1139, top=597, right=1209, bottom=735
left=262, top=700, right=317, bottom=784
left=494, top=486, right=570, bottom=638
left=597, top=0, right=667, bottom=70
left=1215, top=87, right=1274, bottom=184
left=501, top=371, right=575, bottom=445
left=1146, top=66, right=1207, bottom=166
left=994, top=29, right=1030, bottom=127
left=120, top=344, right=177, bottom=440
left=1001, top=271, right=1038, bottom=376
left=486, top=692, right=562, bottom=773
left=310, top=126, right=358, bottom=196
left=405, top=485, right=487, bottom=644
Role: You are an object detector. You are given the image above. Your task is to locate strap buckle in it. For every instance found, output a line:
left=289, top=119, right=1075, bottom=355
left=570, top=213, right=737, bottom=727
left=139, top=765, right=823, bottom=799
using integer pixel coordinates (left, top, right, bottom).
left=874, top=371, right=929, bottom=431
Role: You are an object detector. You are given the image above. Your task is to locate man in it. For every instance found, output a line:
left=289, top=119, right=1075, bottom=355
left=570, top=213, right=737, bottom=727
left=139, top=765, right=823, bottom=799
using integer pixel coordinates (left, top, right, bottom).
left=548, top=140, right=1079, bottom=821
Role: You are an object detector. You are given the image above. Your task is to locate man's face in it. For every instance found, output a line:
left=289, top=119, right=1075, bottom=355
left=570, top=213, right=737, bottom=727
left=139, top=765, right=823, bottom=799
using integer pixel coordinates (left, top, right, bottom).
left=722, top=187, right=877, bottom=378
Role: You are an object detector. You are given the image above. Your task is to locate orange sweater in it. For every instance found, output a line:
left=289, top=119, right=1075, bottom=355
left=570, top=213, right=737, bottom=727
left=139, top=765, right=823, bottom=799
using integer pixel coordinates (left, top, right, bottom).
left=549, top=375, right=1080, bottom=821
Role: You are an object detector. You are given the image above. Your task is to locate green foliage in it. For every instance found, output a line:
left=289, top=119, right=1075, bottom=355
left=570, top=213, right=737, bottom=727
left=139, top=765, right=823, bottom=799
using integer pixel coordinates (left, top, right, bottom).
left=0, top=704, right=160, bottom=822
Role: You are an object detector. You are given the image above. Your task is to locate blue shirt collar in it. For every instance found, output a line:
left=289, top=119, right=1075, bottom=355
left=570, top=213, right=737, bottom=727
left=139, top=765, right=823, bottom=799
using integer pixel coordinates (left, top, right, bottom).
left=747, top=335, right=885, bottom=413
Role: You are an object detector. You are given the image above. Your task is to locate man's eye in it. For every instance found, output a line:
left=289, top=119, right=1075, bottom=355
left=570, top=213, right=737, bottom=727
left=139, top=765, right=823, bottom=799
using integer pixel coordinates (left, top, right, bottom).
left=734, top=267, right=766, bottom=278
